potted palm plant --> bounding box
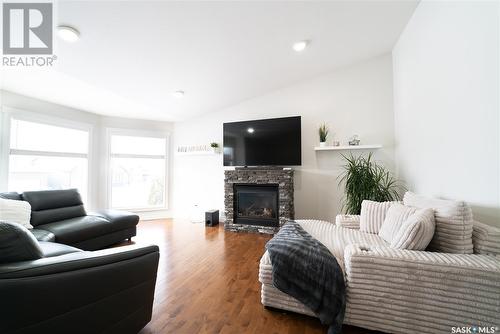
[339,153,405,214]
[318,123,329,147]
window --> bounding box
[109,133,167,210]
[8,119,90,199]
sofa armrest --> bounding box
[0,244,158,278]
[88,209,139,228]
[343,244,500,328]
[0,245,159,333]
[335,214,360,229]
[344,244,500,276]
[473,220,500,256]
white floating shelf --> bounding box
[175,151,219,156]
[314,144,383,151]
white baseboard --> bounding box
[136,209,173,221]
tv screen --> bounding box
[223,116,301,166]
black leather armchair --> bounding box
[0,243,159,334]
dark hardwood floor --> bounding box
[120,219,373,334]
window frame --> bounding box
[0,107,93,202]
[105,128,170,212]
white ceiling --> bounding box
[1,1,418,122]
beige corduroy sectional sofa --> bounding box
[259,192,500,333]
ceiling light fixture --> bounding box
[292,40,309,52]
[247,128,255,134]
[57,25,80,42]
[172,90,185,98]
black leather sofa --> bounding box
[0,189,138,250]
[0,189,159,334]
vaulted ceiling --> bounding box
[1,1,418,121]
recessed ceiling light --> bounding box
[292,40,309,52]
[247,127,255,134]
[172,90,185,98]
[57,25,80,42]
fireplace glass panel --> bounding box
[234,184,279,227]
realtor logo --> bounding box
[2,2,53,55]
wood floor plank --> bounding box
[121,219,374,334]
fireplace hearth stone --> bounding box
[224,167,294,234]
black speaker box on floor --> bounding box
[205,210,219,227]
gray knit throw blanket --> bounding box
[266,221,346,334]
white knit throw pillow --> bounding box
[379,203,417,243]
[403,191,473,254]
[360,200,396,234]
[391,208,435,250]
[0,198,33,229]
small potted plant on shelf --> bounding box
[318,123,329,147]
[210,142,219,153]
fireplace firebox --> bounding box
[233,184,279,227]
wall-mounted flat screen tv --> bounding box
[223,116,301,166]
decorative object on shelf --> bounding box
[348,135,360,146]
[318,123,329,147]
[332,141,340,147]
[338,152,405,214]
[176,144,220,155]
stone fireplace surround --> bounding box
[224,167,294,234]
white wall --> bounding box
[393,1,500,226]
[0,90,175,219]
[173,54,395,221]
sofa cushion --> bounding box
[0,221,43,263]
[360,200,396,234]
[335,215,360,229]
[22,189,86,226]
[38,241,82,258]
[89,210,139,232]
[0,197,33,229]
[37,216,113,245]
[378,203,417,243]
[403,192,474,254]
[390,208,435,250]
[288,219,388,270]
[30,229,56,242]
[71,227,136,251]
